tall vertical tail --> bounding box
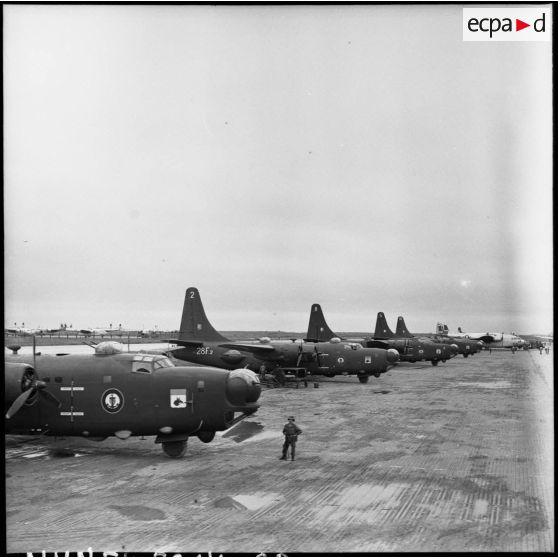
[306,304,338,342]
[374,312,395,339]
[436,323,449,336]
[395,316,414,338]
[178,287,230,342]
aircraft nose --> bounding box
[387,348,400,363]
[226,369,262,405]
[450,344,459,355]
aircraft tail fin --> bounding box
[374,312,395,339]
[436,323,449,336]
[306,304,338,342]
[395,316,414,338]
[178,287,230,342]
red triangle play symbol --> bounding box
[516,19,530,31]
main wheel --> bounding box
[463,354,469,358]
[162,440,187,458]
[197,431,215,443]
[358,375,369,384]
[431,360,439,366]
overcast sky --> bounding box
[4,4,553,334]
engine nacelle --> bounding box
[221,349,245,365]
[226,369,261,405]
[387,349,400,363]
[5,362,35,404]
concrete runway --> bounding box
[5,349,554,554]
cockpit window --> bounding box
[344,343,361,350]
[153,357,174,370]
[132,354,154,374]
[131,354,174,373]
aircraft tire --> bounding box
[162,439,187,458]
[358,375,369,384]
[197,431,216,443]
[463,354,469,358]
[431,360,439,366]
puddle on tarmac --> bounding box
[473,498,489,518]
[221,421,265,443]
[50,448,77,457]
[109,504,166,521]
[457,381,512,389]
[214,496,246,510]
[23,452,49,459]
[214,492,283,511]
[233,492,283,510]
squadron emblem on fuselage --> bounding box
[101,389,124,413]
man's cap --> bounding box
[288,416,295,420]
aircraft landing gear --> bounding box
[431,360,439,366]
[162,439,188,458]
[463,354,469,358]
[358,375,369,384]
[197,430,216,443]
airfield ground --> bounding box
[5,348,554,554]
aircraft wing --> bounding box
[365,339,391,349]
[477,334,497,344]
[164,339,204,347]
[219,342,277,354]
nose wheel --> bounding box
[162,439,187,458]
[358,375,369,384]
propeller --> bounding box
[313,345,322,367]
[5,368,61,419]
[296,343,303,367]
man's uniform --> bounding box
[280,416,302,461]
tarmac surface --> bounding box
[5,348,554,554]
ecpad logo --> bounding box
[463,8,551,41]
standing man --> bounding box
[280,416,302,461]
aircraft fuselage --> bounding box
[171,340,397,378]
[5,353,261,442]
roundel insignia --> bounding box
[101,388,124,413]
[337,357,344,364]
[436,348,442,355]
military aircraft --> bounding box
[393,316,481,359]
[393,319,480,358]
[306,305,457,366]
[165,288,399,383]
[5,341,261,457]
[5,323,61,336]
[435,323,525,350]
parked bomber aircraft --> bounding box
[306,306,457,366]
[5,341,261,457]
[436,324,525,349]
[399,319,482,358]
[165,288,399,383]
